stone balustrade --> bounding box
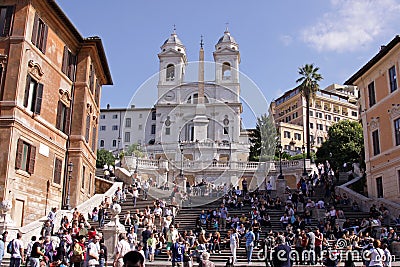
[337,176,400,221]
[13,182,123,245]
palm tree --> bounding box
[296,64,323,159]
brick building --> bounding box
[345,36,400,202]
[0,0,112,226]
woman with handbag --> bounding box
[70,235,85,267]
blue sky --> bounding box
[57,0,400,127]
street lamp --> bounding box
[65,162,73,210]
[302,144,307,176]
[179,141,184,178]
[277,143,284,179]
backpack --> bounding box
[7,240,14,254]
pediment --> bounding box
[158,49,184,57]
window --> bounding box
[24,75,43,114]
[294,133,301,140]
[112,114,118,119]
[351,111,357,117]
[89,173,92,195]
[394,117,400,146]
[138,124,142,130]
[15,139,36,174]
[389,66,397,93]
[317,137,323,144]
[81,165,85,189]
[222,62,231,80]
[326,125,330,131]
[100,126,106,131]
[112,140,117,147]
[53,158,62,184]
[309,123,314,129]
[152,111,156,120]
[398,170,400,194]
[309,111,313,117]
[166,64,175,81]
[368,82,376,107]
[31,13,48,53]
[94,82,100,106]
[310,135,315,144]
[292,112,298,119]
[125,118,131,128]
[223,127,229,135]
[334,117,340,122]
[165,127,170,135]
[317,124,323,130]
[99,140,104,147]
[85,115,90,143]
[0,6,15,37]
[56,101,70,134]
[124,132,130,143]
[112,125,118,131]
[316,112,323,118]
[372,130,380,156]
[151,124,156,134]
[376,177,383,198]
[61,46,77,81]
[325,114,331,120]
[284,131,291,138]
[100,114,105,119]
[91,127,97,151]
[89,64,95,94]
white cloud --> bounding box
[301,0,400,52]
[279,35,293,46]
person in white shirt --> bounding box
[132,187,139,207]
[113,233,131,267]
[369,239,384,267]
[87,235,101,267]
[153,206,163,226]
[10,233,24,267]
[230,229,240,264]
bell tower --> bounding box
[157,28,187,102]
[213,27,240,102]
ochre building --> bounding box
[345,35,400,202]
[0,0,112,226]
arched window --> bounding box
[99,140,104,147]
[166,64,175,81]
[222,62,231,80]
[187,93,209,104]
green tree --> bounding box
[296,63,323,159]
[125,143,144,158]
[96,149,115,168]
[249,113,277,161]
[316,120,364,171]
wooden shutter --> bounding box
[56,101,62,130]
[3,6,15,36]
[69,54,77,81]
[31,13,39,45]
[23,75,31,107]
[85,115,90,142]
[65,107,71,134]
[34,83,43,114]
[15,139,23,169]
[95,82,100,106]
[62,46,69,74]
[41,23,48,53]
[28,145,36,174]
[89,64,94,93]
[54,158,62,184]
[91,127,97,151]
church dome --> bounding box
[217,29,237,45]
[163,32,183,46]
[215,28,239,51]
[161,31,186,54]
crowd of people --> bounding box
[1,161,399,267]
